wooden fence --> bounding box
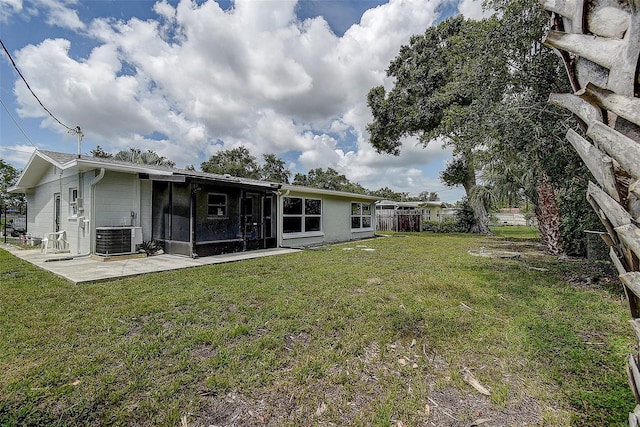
[376,210,423,232]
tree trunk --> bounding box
[534,172,561,254]
[468,195,490,234]
[462,154,490,234]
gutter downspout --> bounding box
[76,171,83,254]
[89,168,106,256]
[58,167,63,232]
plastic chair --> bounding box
[42,231,68,254]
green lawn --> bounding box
[490,225,539,239]
[0,230,634,426]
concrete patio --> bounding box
[2,244,300,284]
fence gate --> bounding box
[376,210,422,232]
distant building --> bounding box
[375,200,452,232]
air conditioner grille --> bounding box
[96,227,133,255]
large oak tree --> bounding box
[367,16,507,233]
[367,2,596,253]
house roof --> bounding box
[10,150,381,199]
[282,184,380,201]
[376,200,444,208]
[173,167,280,190]
[9,150,174,192]
[9,150,280,193]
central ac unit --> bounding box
[95,226,143,255]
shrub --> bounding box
[423,219,464,233]
[455,198,476,232]
[139,240,164,256]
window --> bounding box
[69,188,78,218]
[208,193,227,217]
[351,202,372,229]
[283,197,321,233]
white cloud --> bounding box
[9,0,463,199]
[0,0,22,22]
[457,0,495,20]
[152,0,175,22]
[2,0,85,28]
[0,145,36,167]
[42,0,84,30]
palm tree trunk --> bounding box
[462,154,490,234]
[535,172,561,254]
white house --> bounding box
[9,150,378,257]
[278,185,378,248]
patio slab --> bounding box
[2,245,300,284]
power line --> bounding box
[0,97,38,149]
[0,37,81,136]
[0,146,36,154]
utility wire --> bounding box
[0,37,81,136]
[0,146,36,154]
[0,97,38,148]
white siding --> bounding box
[26,166,93,254]
[280,190,376,247]
[93,171,140,228]
[26,173,58,239]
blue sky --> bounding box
[0,0,484,202]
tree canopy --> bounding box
[0,159,24,210]
[368,186,409,201]
[418,191,439,202]
[260,153,291,184]
[91,146,176,168]
[366,1,598,253]
[292,167,366,194]
[201,146,291,183]
[367,15,507,233]
[201,146,261,179]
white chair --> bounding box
[42,231,68,254]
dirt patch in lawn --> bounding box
[188,339,556,427]
[423,386,546,426]
[479,238,548,256]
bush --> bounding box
[139,240,164,256]
[558,186,603,257]
[455,198,476,232]
[423,219,464,233]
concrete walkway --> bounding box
[2,245,300,284]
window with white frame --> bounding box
[283,197,322,233]
[208,193,227,218]
[69,187,78,218]
[351,202,372,229]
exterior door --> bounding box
[243,192,264,249]
[53,193,61,232]
[243,193,262,240]
[263,196,273,238]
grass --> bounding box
[0,229,635,426]
[489,225,539,239]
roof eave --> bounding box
[73,159,174,175]
[7,185,25,193]
[282,185,380,201]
